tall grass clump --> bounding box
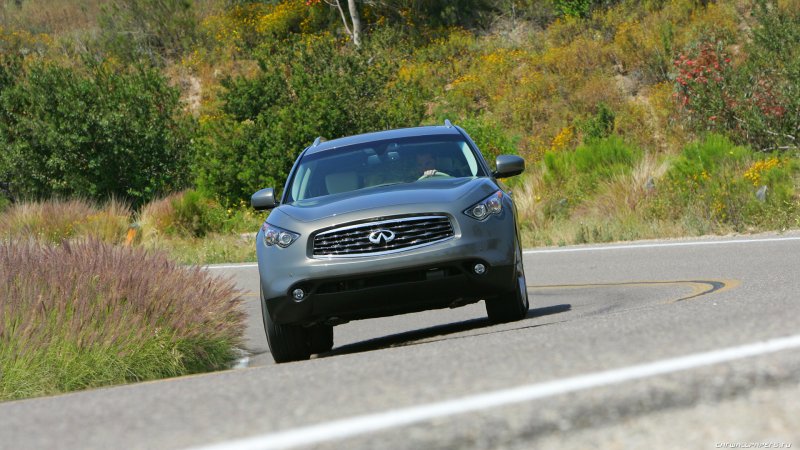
[0,198,130,244]
[0,239,245,401]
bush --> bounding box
[0,59,193,207]
[171,190,227,238]
[577,102,616,141]
[674,1,800,151]
[554,0,598,18]
[648,134,799,230]
[194,32,426,204]
[545,135,641,182]
[200,1,319,59]
[0,239,245,400]
[542,135,642,216]
[137,190,264,240]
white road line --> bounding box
[523,236,800,254]
[190,334,800,450]
[204,263,258,270]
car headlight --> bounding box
[464,190,503,221]
[262,222,300,248]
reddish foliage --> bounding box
[673,43,731,115]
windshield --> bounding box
[285,135,486,203]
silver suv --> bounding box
[252,121,528,362]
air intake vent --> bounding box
[312,215,454,258]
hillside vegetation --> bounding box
[1,0,799,250]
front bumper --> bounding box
[257,211,518,325]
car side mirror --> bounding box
[493,155,525,179]
[251,188,277,210]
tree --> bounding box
[0,60,192,206]
[309,0,362,47]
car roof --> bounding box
[304,125,463,156]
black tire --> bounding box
[261,286,311,363]
[308,323,334,354]
[485,243,529,323]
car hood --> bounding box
[277,177,498,223]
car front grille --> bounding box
[312,215,454,258]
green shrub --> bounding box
[542,135,642,215]
[0,239,245,400]
[356,0,501,30]
[171,190,227,238]
[648,134,799,230]
[573,135,639,173]
[546,135,640,181]
[138,190,264,240]
[665,134,749,184]
[194,32,426,204]
[553,0,621,18]
[0,59,192,207]
[577,102,616,141]
[554,0,595,18]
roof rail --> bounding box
[444,119,453,128]
[312,136,326,147]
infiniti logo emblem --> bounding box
[368,229,396,245]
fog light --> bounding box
[473,263,486,275]
[292,288,305,301]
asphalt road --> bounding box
[2,233,800,449]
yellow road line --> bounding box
[526,279,741,303]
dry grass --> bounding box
[514,170,548,230]
[516,150,729,247]
[136,192,183,242]
[575,152,670,219]
[0,198,130,244]
[0,0,103,34]
[0,196,260,264]
[0,239,245,400]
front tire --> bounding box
[308,323,334,354]
[261,287,311,363]
[485,243,529,323]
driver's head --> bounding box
[415,152,435,171]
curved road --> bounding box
[2,233,800,449]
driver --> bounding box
[415,151,439,179]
